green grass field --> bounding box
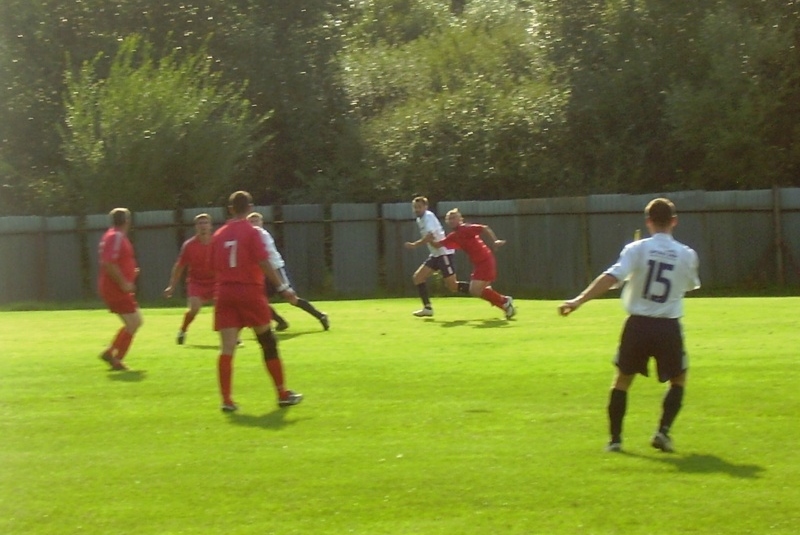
[2,297,799,534]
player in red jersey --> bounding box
[163,213,216,344]
[98,208,143,370]
[423,208,515,319]
[211,191,303,412]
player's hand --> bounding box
[163,286,174,298]
[122,281,136,293]
[558,300,579,316]
[494,239,506,249]
[404,242,415,249]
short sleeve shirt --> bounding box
[98,228,137,295]
[177,236,214,285]
[417,211,453,257]
[439,224,492,265]
[605,233,700,318]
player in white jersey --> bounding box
[558,198,700,453]
[248,212,329,331]
[404,196,469,317]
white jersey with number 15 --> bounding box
[605,233,700,319]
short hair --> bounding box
[445,208,461,218]
[645,198,676,227]
[246,212,263,222]
[109,208,130,227]
[228,191,253,215]
[194,213,211,223]
[412,196,429,206]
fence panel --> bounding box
[44,216,83,302]
[0,216,44,303]
[331,204,379,295]
[133,211,178,301]
[282,204,325,294]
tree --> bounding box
[59,35,271,213]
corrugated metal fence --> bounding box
[1,188,798,305]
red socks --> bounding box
[264,358,286,397]
[108,328,134,360]
[480,287,506,308]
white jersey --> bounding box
[605,233,700,318]
[417,210,454,256]
[255,226,285,270]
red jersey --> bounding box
[211,218,268,288]
[439,224,493,265]
[178,235,214,285]
[98,227,138,296]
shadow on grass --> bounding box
[625,451,765,479]
[440,318,509,328]
[225,408,310,430]
[275,330,325,342]
[107,369,147,382]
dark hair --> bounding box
[228,191,253,215]
[109,208,130,227]
[645,198,676,227]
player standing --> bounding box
[211,191,302,411]
[558,197,700,453]
[423,208,515,319]
[163,213,215,344]
[403,196,468,317]
[97,208,143,371]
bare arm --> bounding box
[260,259,297,302]
[481,225,506,249]
[558,273,618,316]
[163,262,185,298]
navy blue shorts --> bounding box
[615,315,687,382]
[423,254,456,278]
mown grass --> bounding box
[1,297,798,534]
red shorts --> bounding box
[102,292,139,315]
[188,281,215,302]
[214,285,272,330]
[471,256,496,282]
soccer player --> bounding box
[558,197,700,453]
[211,191,302,412]
[247,212,329,331]
[97,208,143,371]
[422,208,515,319]
[163,213,215,344]
[403,196,469,317]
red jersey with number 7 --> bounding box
[211,219,268,288]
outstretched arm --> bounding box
[481,225,506,249]
[558,273,618,316]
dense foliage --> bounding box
[0,0,798,215]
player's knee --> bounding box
[257,329,279,360]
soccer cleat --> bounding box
[412,308,433,317]
[319,314,330,331]
[503,296,516,319]
[275,319,289,332]
[605,442,622,453]
[220,401,239,413]
[278,390,303,408]
[651,432,674,453]
[100,351,127,371]
[176,330,186,345]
